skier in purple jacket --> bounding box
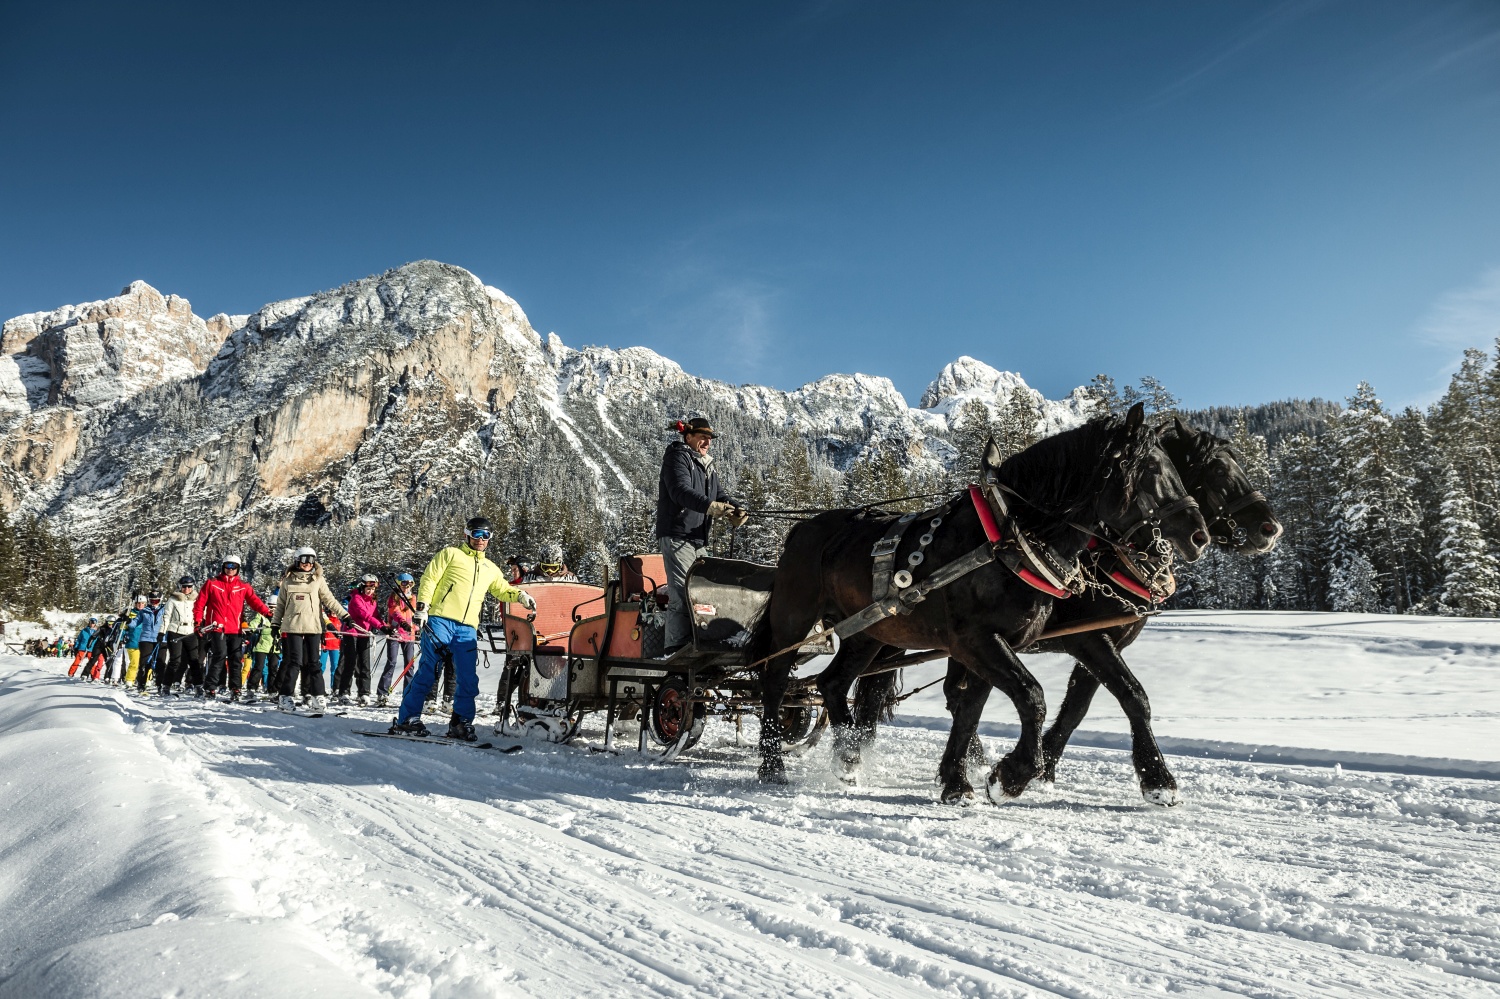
[335,574,388,705]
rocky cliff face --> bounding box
[0,261,1091,592]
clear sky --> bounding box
[3,0,1498,410]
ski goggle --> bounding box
[223,563,241,573]
[467,529,493,540]
[297,555,315,564]
[539,562,563,573]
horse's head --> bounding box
[1161,417,1283,555]
[988,402,1209,562]
[1095,403,1210,562]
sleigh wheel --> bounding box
[781,705,822,745]
[647,677,705,752]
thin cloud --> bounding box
[1417,265,1500,350]
[633,251,783,380]
[1140,0,1327,110]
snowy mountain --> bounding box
[0,261,1090,590]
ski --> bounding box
[355,730,523,753]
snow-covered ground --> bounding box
[2,611,1498,997]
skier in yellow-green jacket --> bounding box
[391,516,534,741]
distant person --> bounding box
[272,547,348,714]
[194,554,273,701]
[522,542,579,583]
[655,418,748,655]
[376,573,418,709]
[162,577,202,696]
[133,592,167,694]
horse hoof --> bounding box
[940,781,974,805]
[758,763,789,785]
[985,773,1020,805]
[1143,786,1179,807]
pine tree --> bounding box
[1326,382,1421,611]
[950,399,995,485]
[993,388,1042,462]
[1083,374,1122,415]
[1436,465,1500,617]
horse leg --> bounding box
[1067,631,1178,805]
[1041,664,1100,783]
[937,660,991,803]
[817,635,885,782]
[950,634,1047,802]
[759,656,793,783]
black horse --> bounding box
[746,403,1210,792]
[850,418,1282,805]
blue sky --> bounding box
[2,0,1498,410]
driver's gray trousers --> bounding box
[658,536,707,652]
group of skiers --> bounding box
[56,525,585,739]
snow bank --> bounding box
[0,668,375,996]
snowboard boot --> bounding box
[389,716,430,737]
[278,695,296,712]
[445,714,478,743]
[309,695,327,716]
[356,694,368,707]
[439,698,453,716]
[375,694,388,709]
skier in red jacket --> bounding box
[194,554,272,701]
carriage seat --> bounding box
[619,553,667,604]
[503,581,606,654]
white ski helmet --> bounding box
[222,554,243,567]
[294,546,317,561]
[360,573,379,584]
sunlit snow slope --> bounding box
[2,611,1498,998]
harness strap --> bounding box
[970,485,1078,598]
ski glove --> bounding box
[706,501,737,518]
[727,506,750,527]
[413,602,427,632]
[518,591,537,612]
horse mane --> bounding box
[1159,421,1235,479]
[996,413,1156,547]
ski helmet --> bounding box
[360,573,378,584]
[396,572,414,583]
[222,554,242,569]
[465,516,493,538]
[540,542,565,567]
[88,616,98,623]
[148,591,162,601]
[294,546,317,561]
[134,594,146,604]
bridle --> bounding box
[1176,440,1266,544]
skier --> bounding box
[335,573,386,705]
[133,592,167,694]
[521,542,580,583]
[162,577,201,696]
[271,547,349,714]
[390,516,534,740]
[244,600,277,703]
[375,572,418,708]
[68,617,98,676]
[655,417,748,655]
[194,555,272,701]
[121,595,147,684]
[320,615,341,690]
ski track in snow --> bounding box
[3,645,1500,997]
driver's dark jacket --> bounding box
[655,441,739,545]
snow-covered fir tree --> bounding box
[1436,465,1500,617]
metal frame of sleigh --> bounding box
[489,553,829,760]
